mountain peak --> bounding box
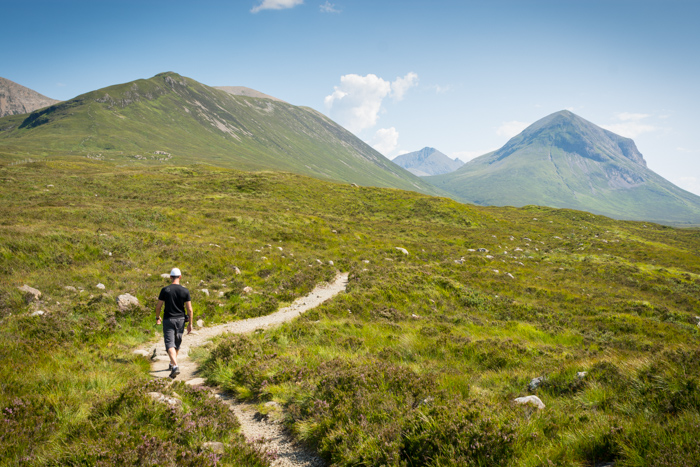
[0,77,61,117]
[393,147,464,176]
[500,110,647,167]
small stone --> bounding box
[96,283,106,290]
[196,319,204,328]
[454,259,463,264]
[485,255,494,259]
[161,273,171,279]
[506,273,514,279]
[528,376,545,391]
[186,378,206,386]
[328,260,334,266]
[411,313,420,319]
[467,249,476,252]
[233,266,241,275]
[477,248,489,253]
[116,293,139,312]
[396,247,409,255]
[362,260,370,264]
[31,310,45,316]
[64,286,77,292]
[202,441,225,454]
[277,246,283,251]
[218,291,224,297]
[514,395,545,410]
[19,285,41,303]
[199,289,209,297]
[243,286,253,294]
[576,371,587,379]
[261,256,268,260]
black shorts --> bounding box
[163,317,186,350]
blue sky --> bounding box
[3,0,700,194]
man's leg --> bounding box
[167,347,178,367]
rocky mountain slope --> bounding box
[426,110,700,225]
[0,77,60,117]
[392,147,464,176]
[0,72,443,196]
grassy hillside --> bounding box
[427,111,700,225]
[0,72,442,196]
[1,158,700,466]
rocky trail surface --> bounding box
[136,272,348,467]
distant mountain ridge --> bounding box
[0,77,60,117]
[393,147,464,176]
[426,110,700,225]
[0,72,445,196]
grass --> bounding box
[1,157,700,466]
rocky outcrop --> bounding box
[0,77,60,117]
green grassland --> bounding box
[1,157,700,466]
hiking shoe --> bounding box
[168,363,173,371]
[150,348,157,360]
[169,366,180,379]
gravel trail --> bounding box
[137,272,348,467]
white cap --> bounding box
[169,268,182,277]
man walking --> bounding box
[155,267,193,379]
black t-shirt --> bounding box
[158,284,191,320]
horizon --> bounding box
[2,0,699,196]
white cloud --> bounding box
[431,84,452,94]
[56,82,66,87]
[496,121,528,138]
[602,112,658,139]
[677,147,699,154]
[390,72,418,101]
[251,0,303,13]
[370,127,399,155]
[324,72,418,133]
[320,1,340,13]
[616,112,651,121]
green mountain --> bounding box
[0,72,442,195]
[392,146,464,176]
[427,110,700,225]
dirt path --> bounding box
[137,272,348,467]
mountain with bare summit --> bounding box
[0,77,60,117]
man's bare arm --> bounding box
[186,301,193,333]
[155,300,164,324]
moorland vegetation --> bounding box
[1,158,699,466]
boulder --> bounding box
[528,376,545,391]
[96,283,106,290]
[18,285,41,303]
[202,441,225,454]
[186,378,206,386]
[514,395,545,410]
[116,293,139,312]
